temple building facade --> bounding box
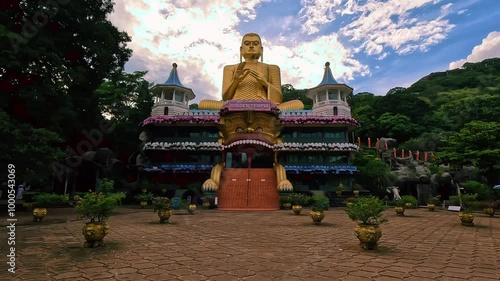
[140,60,360,210]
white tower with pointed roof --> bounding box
[150,63,195,116]
[306,62,353,117]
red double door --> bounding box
[217,168,279,210]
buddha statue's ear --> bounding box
[240,47,242,63]
[261,48,263,62]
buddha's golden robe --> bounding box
[223,62,281,103]
[199,62,304,111]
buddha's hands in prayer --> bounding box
[247,69,268,89]
[233,69,251,84]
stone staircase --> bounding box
[217,168,279,210]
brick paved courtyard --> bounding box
[1,205,499,281]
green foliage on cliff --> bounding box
[351,58,500,184]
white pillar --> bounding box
[161,89,165,103]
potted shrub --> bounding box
[187,201,197,214]
[134,192,154,208]
[401,195,417,209]
[289,193,309,215]
[75,182,126,247]
[153,197,172,223]
[395,199,405,215]
[427,196,440,211]
[32,193,69,222]
[310,195,330,224]
[458,193,477,227]
[202,197,211,209]
[484,201,496,217]
[280,194,292,210]
[336,183,345,196]
[345,196,388,250]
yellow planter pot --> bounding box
[459,212,474,227]
[283,202,291,209]
[484,208,495,217]
[354,224,382,250]
[82,222,109,248]
[395,206,405,215]
[158,210,172,223]
[292,205,302,215]
[33,208,47,222]
[188,204,197,214]
[405,202,413,209]
[427,204,435,211]
[202,202,211,209]
[140,201,148,208]
[310,211,325,224]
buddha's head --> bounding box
[240,33,263,62]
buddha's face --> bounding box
[241,35,262,60]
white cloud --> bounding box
[457,9,467,15]
[337,0,455,55]
[109,0,368,102]
[109,0,269,101]
[299,0,342,35]
[267,34,370,89]
[449,31,500,69]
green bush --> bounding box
[387,200,397,206]
[289,193,310,205]
[449,194,477,206]
[22,191,39,203]
[75,192,125,222]
[345,196,388,225]
[310,195,330,211]
[469,201,489,210]
[461,193,478,213]
[395,199,406,207]
[428,196,441,205]
[280,194,291,205]
[449,195,460,205]
[462,181,491,201]
[97,178,115,195]
[450,193,478,212]
[401,195,418,207]
[33,193,69,208]
[134,192,154,202]
[153,197,172,212]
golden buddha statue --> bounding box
[199,33,304,111]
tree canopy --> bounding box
[0,0,132,182]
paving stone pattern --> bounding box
[1,206,499,281]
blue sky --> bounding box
[109,0,500,102]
